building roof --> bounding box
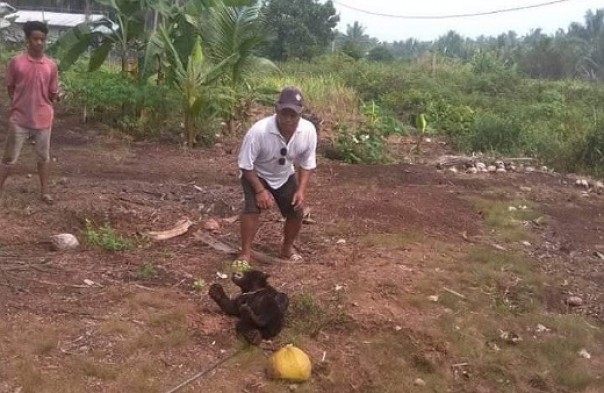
[0,2,17,15]
[4,10,106,27]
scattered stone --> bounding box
[595,181,604,194]
[288,384,298,391]
[508,206,517,212]
[535,324,550,333]
[522,241,531,247]
[395,325,402,331]
[414,378,426,386]
[203,218,221,232]
[487,165,497,173]
[448,167,459,173]
[83,279,95,286]
[594,251,604,260]
[428,295,439,302]
[540,166,548,172]
[519,186,532,192]
[566,296,583,307]
[466,167,478,174]
[486,341,501,351]
[50,233,80,251]
[578,349,591,359]
[496,167,507,173]
[499,330,522,344]
[476,162,487,172]
[216,272,228,279]
[26,173,32,179]
[336,239,346,245]
[58,177,69,185]
[525,166,535,172]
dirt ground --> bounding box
[1,99,603,393]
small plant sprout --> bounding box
[193,278,206,291]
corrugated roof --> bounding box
[5,10,105,27]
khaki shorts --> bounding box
[2,122,51,165]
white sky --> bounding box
[332,0,604,42]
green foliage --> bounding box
[260,0,339,61]
[61,68,179,134]
[367,46,394,62]
[84,219,134,252]
[192,278,207,290]
[575,123,604,174]
[460,113,525,154]
[137,263,158,280]
[331,102,401,164]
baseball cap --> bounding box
[275,86,304,114]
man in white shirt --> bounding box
[237,86,317,263]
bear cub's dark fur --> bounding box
[208,270,289,345]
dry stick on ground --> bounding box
[163,348,245,393]
[193,231,290,265]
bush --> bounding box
[575,123,604,175]
[61,69,180,137]
[458,113,525,154]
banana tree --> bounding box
[159,26,238,146]
[49,0,148,74]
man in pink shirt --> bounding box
[0,21,60,204]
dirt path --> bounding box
[0,113,603,393]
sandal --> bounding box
[282,253,304,263]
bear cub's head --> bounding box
[231,270,270,293]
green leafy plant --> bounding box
[84,219,134,251]
[137,263,157,280]
[193,278,207,291]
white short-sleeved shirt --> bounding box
[238,115,317,189]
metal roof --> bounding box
[4,10,105,27]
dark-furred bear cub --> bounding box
[208,270,289,345]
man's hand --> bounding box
[255,189,275,210]
[291,190,305,211]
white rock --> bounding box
[595,181,604,194]
[336,238,346,244]
[578,349,591,359]
[428,295,439,302]
[448,167,459,173]
[50,234,79,251]
[496,167,507,173]
[566,296,583,307]
[476,162,487,171]
[508,206,517,212]
[414,378,426,386]
[525,166,535,172]
[535,324,550,333]
[540,166,548,172]
[487,165,497,173]
[522,241,531,247]
[466,167,478,174]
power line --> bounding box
[331,0,574,19]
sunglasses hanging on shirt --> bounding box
[278,147,287,165]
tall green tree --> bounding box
[260,0,339,61]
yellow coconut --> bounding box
[267,344,312,382]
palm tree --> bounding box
[201,3,277,132]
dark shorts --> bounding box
[241,174,303,219]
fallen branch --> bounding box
[164,348,244,393]
[193,231,290,265]
[443,287,466,299]
[146,219,193,241]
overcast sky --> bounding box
[332,0,604,42]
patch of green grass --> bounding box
[413,244,604,392]
[84,219,134,251]
[467,197,542,242]
[286,293,352,338]
[136,263,157,280]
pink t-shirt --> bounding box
[5,53,59,130]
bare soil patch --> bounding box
[1,107,603,392]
